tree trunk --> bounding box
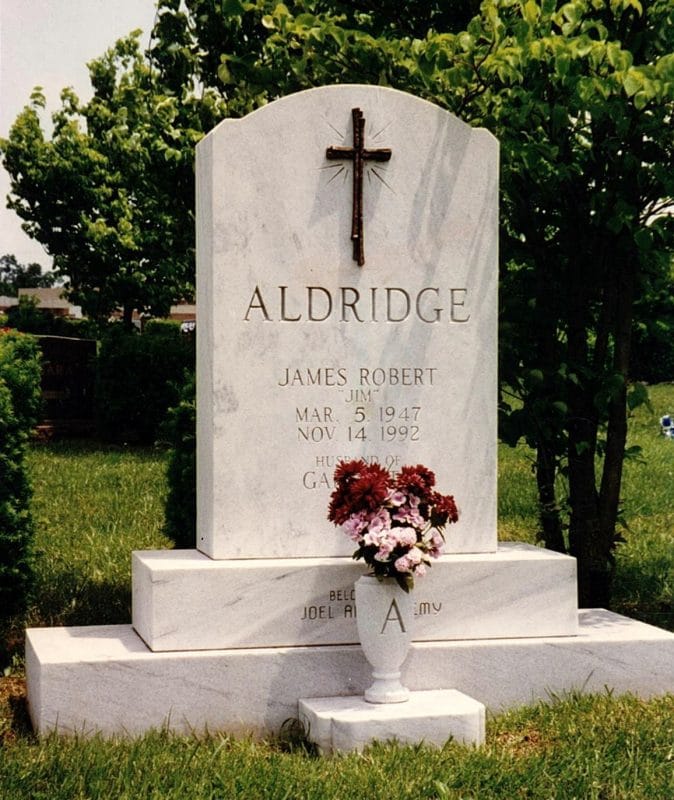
[567,399,603,607]
[536,441,565,552]
[565,270,603,607]
[597,253,636,606]
[122,304,134,330]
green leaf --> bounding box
[623,72,642,97]
[523,0,540,26]
[633,90,648,110]
[222,0,246,15]
[217,61,232,85]
[627,382,651,412]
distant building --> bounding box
[17,287,82,318]
[169,304,196,322]
[0,296,18,313]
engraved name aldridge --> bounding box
[243,285,470,323]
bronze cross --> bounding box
[326,107,392,267]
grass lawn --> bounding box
[0,385,673,796]
[24,441,172,630]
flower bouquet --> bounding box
[328,459,459,592]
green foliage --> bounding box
[0,32,216,323]
[630,260,674,383]
[4,295,100,339]
[95,324,195,444]
[488,0,674,604]
[0,331,41,652]
[0,253,54,295]
[162,374,196,548]
[498,383,674,627]
[5,295,51,334]
[147,0,674,605]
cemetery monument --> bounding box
[26,85,674,747]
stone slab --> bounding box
[196,84,499,559]
[299,690,485,753]
[27,610,674,737]
[132,542,578,651]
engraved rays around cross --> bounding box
[325,107,392,267]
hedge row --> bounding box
[0,330,41,652]
[95,321,195,444]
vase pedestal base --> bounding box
[364,672,409,704]
[299,690,485,753]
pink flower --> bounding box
[393,502,425,528]
[414,563,427,578]
[386,489,407,507]
[394,554,414,573]
[363,530,382,547]
[393,527,417,548]
[374,539,395,561]
[330,459,458,589]
[343,511,369,541]
[427,531,445,557]
[367,509,391,535]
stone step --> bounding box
[26,609,674,737]
[299,690,486,753]
[132,542,578,651]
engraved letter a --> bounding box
[380,598,406,634]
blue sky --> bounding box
[1,0,157,268]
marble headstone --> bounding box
[196,85,498,559]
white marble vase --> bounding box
[355,575,414,703]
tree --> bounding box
[1,32,222,326]
[4,0,672,605]
[152,0,674,607]
[0,253,55,296]
[481,0,674,605]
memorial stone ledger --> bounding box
[26,85,674,738]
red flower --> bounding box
[334,459,367,484]
[347,467,390,512]
[328,460,391,522]
[430,492,459,526]
[395,464,436,501]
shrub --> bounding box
[95,323,195,444]
[631,272,674,384]
[163,374,196,548]
[631,320,674,384]
[0,331,41,654]
[6,295,101,339]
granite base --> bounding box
[132,543,578,651]
[26,610,674,737]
